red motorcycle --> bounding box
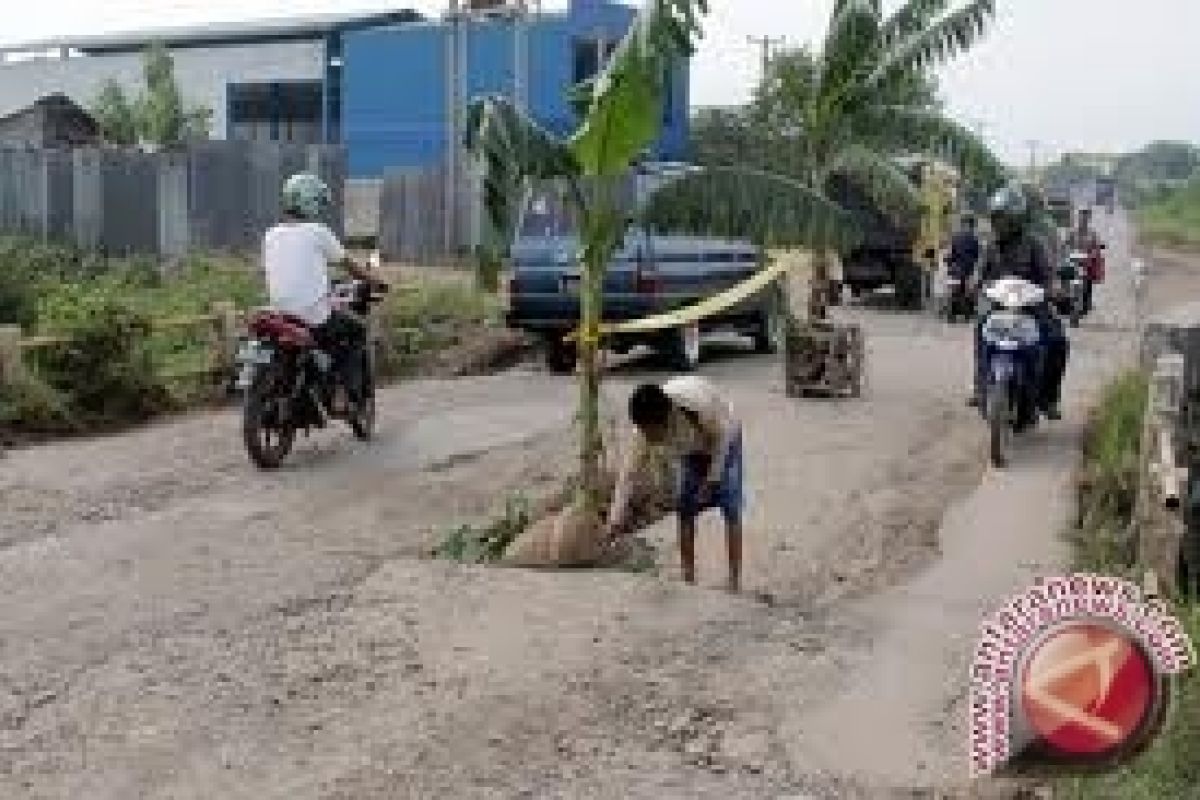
[236,280,387,469]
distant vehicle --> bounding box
[505,163,785,374]
[833,157,958,310]
[1045,191,1073,232]
[1095,176,1117,212]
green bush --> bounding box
[374,278,503,377]
[31,279,173,427]
[0,236,107,327]
[0,370,74,434]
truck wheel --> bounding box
[545,338,578,374]
[894,260,924,311]
[664,324,702,372]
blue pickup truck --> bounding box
[505,164,786,373]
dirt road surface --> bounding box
[0,211,1161,798]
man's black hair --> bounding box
[629,383,672,428]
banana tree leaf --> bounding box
[638,166,861,251]
[464,95,580,247]
[569,0,708,176]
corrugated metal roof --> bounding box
[0,9,423,55]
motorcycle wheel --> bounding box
[350,351,377,441]
[243,368,296,470]
[987,382,1012,469]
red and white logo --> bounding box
[969,574,1194,776]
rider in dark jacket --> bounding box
[948,215,981,279]
[972,185,1069,420]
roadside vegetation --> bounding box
[1135,177,1200,252]
[1060,372,1200,799]
[0,235,513,441]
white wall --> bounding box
[0,40,325,138]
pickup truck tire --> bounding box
[545,338,578,374]
[663,324,702,372]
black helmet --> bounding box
[989,185,1028,241]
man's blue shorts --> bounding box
[677,430,744,524]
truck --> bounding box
[832,157,959,310]
[505,163,785,374]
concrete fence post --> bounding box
[0,325,24,390]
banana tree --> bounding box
[466,0,709,520]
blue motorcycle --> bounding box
[979,277,1047,468]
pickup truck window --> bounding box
[519,187,579,238]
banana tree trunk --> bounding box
[578,241,605,521]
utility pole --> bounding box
[747,34,785,83]
[1024,139,1041,183]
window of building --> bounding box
[228,81,323,144]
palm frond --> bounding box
[881,0,952,48]
[464,95,579,246]
[569,0,708,176]
[818,0,883,107]
[871,105,1009,188]
[866,0,995,90]
[638,166,860,250]
[825,145,921,223]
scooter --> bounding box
[980,277,1047,468]
[1055,251,1091,327]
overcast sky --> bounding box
[2,0,1197,164]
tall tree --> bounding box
[133,44,211,146]
[92,81,138,146]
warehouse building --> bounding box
[0,0,690,178]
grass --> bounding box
[1071,372,1148,573]
[1137,178,1200,251]
[1057,372,1200,799]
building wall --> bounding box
[341,1,689,178]
[0,40,325,140]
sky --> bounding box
[2,0,1198,165]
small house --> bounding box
[0,94,100,148]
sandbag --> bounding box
[501,455,677,569]
[501,502,608,568]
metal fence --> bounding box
[378,163,480,264]
[0,142,346,257]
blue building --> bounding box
[0,1,689,179]
[341,0,689,177]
